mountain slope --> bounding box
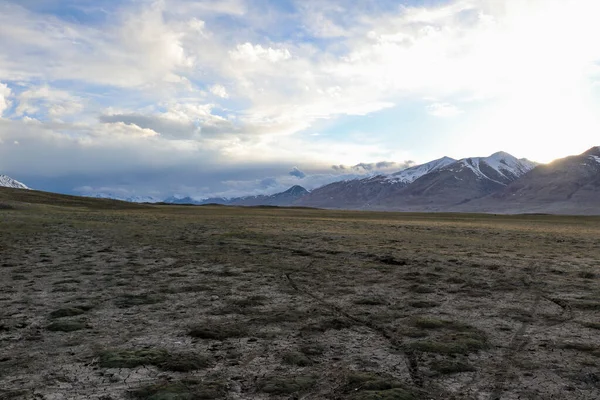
[456,147,600,214]
[0,174,30,190]
[298,157,456,208]
[165,185,309,207]
[298,153,535,210]
[388,156,456,183]
[229,185,309,206]
[374,152,537,210]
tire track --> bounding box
[284,269,425,389]
[488,264,543,400]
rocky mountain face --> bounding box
[0,175,29,190]
[454,147,600,214]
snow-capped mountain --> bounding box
[387,156,456,184]
[0,174,30,189]
[298,151,537,210]
[448,152,537,185]
[455,146,600,214]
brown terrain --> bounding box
[1,187,599,399]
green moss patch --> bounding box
[259,375,317,395]
[98,349,212,371]
[130,379,226,400]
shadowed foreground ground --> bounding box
[1,188,599,399]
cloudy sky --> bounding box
[1,0,599,199]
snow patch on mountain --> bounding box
[588,155,600,164]
[387,156,456,184]
[452,152,536,185]
[0,175,30,189]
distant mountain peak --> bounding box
[0,174,30,190]
[285,185,308,194]
[389,156,457,184]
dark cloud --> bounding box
[289,167,306,178]
[260,177,278,188]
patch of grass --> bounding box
[98,349,212,371]
[282,351,313,367]
[299,343,326,356]
[430,359,476,374]
[408,284,435,294]
[345,372,420,400]
[411,317,473,331]
[259,375,317,395]
[188,321,248,340]
[578,271,596,279]
[351,388,419,400]
[579,321,600,330]
[408,300,439,309]
[571,301,600,310]
[114,293,165,308]
[51,286,78,293]
[408,336,487,355]
[560,342,600,356]
[49,307,86,319]
[162,284,212,294]
[229,295,267,308]
[47,320,87,332]
[130,378,227,400]
[54,279,81,284]
[354,296,387,306]
[301,317,355,333]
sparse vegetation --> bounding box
[46,320,87,332]
[98,349,212,371]
[282,351,313,366]
[130,379,227,400]
[259,375,317,394]
[114,293,165,308]
[188,321,248,340]
[49,307,86,319]
[2,188,600,399]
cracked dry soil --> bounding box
[1,200,600,399]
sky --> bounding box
[1,0,599,200]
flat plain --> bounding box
[1,188,599,400]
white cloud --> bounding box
[426,102,463,117]
[1,0,600,195]
[210,84,229,98]
[229,43,292,63]
[0,83,11,117]
[15,85,84,119]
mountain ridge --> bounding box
[0,174,30,190]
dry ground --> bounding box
[1,188,599,399]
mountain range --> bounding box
[164,185,309,207]
[2,147,599,214]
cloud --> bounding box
[210,84,229,98]
[1,0,600,196]
[331,160,414,173]
[0,83,12,117]
[289,167,306,178]
[426,102,462,117]
[229,43,292,63]
[15,85,84,119]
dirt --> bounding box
[0,199,599,399]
